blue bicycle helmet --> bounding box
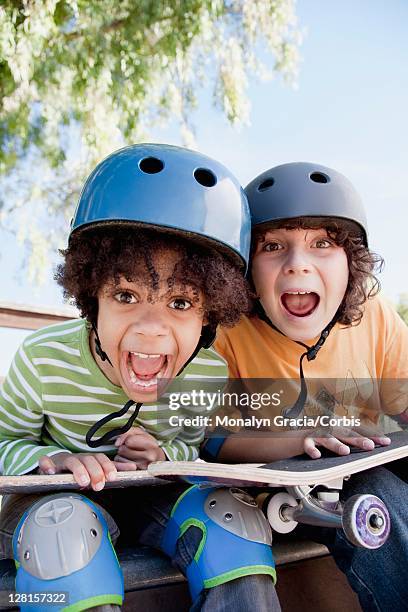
[71,143,251,269]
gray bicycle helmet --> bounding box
[245,162,369,420]
[245,162,368,245]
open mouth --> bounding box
[122,351,170,393]
[281,291,320,317]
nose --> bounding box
[129,307,169,338]
[282,247,313,275]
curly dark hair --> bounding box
[55,225,252,329]
[251,217,384,326]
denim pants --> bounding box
[0,484,280,612]
[295,463,408,612]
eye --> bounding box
[169,298,192,311]
[313,238,332,248]
[113,291,137,304]
[263,242,283,252]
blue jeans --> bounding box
[296,464,408,611]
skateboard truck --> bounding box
[265,483,391,549]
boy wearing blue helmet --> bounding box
[212,162,408,611]
[0,145,279,611]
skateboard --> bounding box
[1,432,406,549]
[148,430,408,549]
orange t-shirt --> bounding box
[214,295,408,424]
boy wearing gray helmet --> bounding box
[210,162,408,611]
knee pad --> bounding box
[13,493,124,611]
[162,486,276,600]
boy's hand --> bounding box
[114,427,166,470]
[38,451,118,491]
[303,425,391,459]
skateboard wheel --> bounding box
[342,494,390,549]
[266,492,298,534]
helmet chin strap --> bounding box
[86,323,216,448]
[91,322,113,367]
[87,322,142,448]
[256,302,339,419]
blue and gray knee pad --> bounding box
[13,493,124,611]
[162,486,276,600]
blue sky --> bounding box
[1,0,407,374]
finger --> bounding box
[353,423,391,444]
[316,436,351,456]
[334,433,375,451]
[344,437,375,451]
[114,456,138,471]
[63,455,91,488]
[369,436,391,446]
[119,434,157,452]
[116,447,159,464]
[93,453,117,482]
[114,446,135,460]
[38,455,56,475]
[133,459,151,471]
[115,427,146,447]
[303,437,322,459]
[80,455,111,491]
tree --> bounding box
[0,0,301,283]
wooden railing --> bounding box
[0,302,78,383]
[0,301,78,331]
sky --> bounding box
[1,0,407,374]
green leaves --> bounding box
[0,0,301,283]
[397,295,408,326]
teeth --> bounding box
[286,291,311,295]
[126,354,168,388]
[130,352,161,359]
[136,378,157,388]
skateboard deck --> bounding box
[148,430,408,488]
[1,432,406,493]
[0,470,168,494]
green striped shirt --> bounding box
[0,319,227,475]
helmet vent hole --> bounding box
[310,172,329,184]
[258,178,274,192]
[139,157,164,174]
[194,168,217,187]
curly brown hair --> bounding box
[251,217,384,326]
[55,226,252,329]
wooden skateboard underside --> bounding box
[0,471,167,494]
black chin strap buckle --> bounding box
[176,324,217,376]
[92,323,113,367]
[306,329,330,361]
[283,325,334,421]
[256,300,339,422]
